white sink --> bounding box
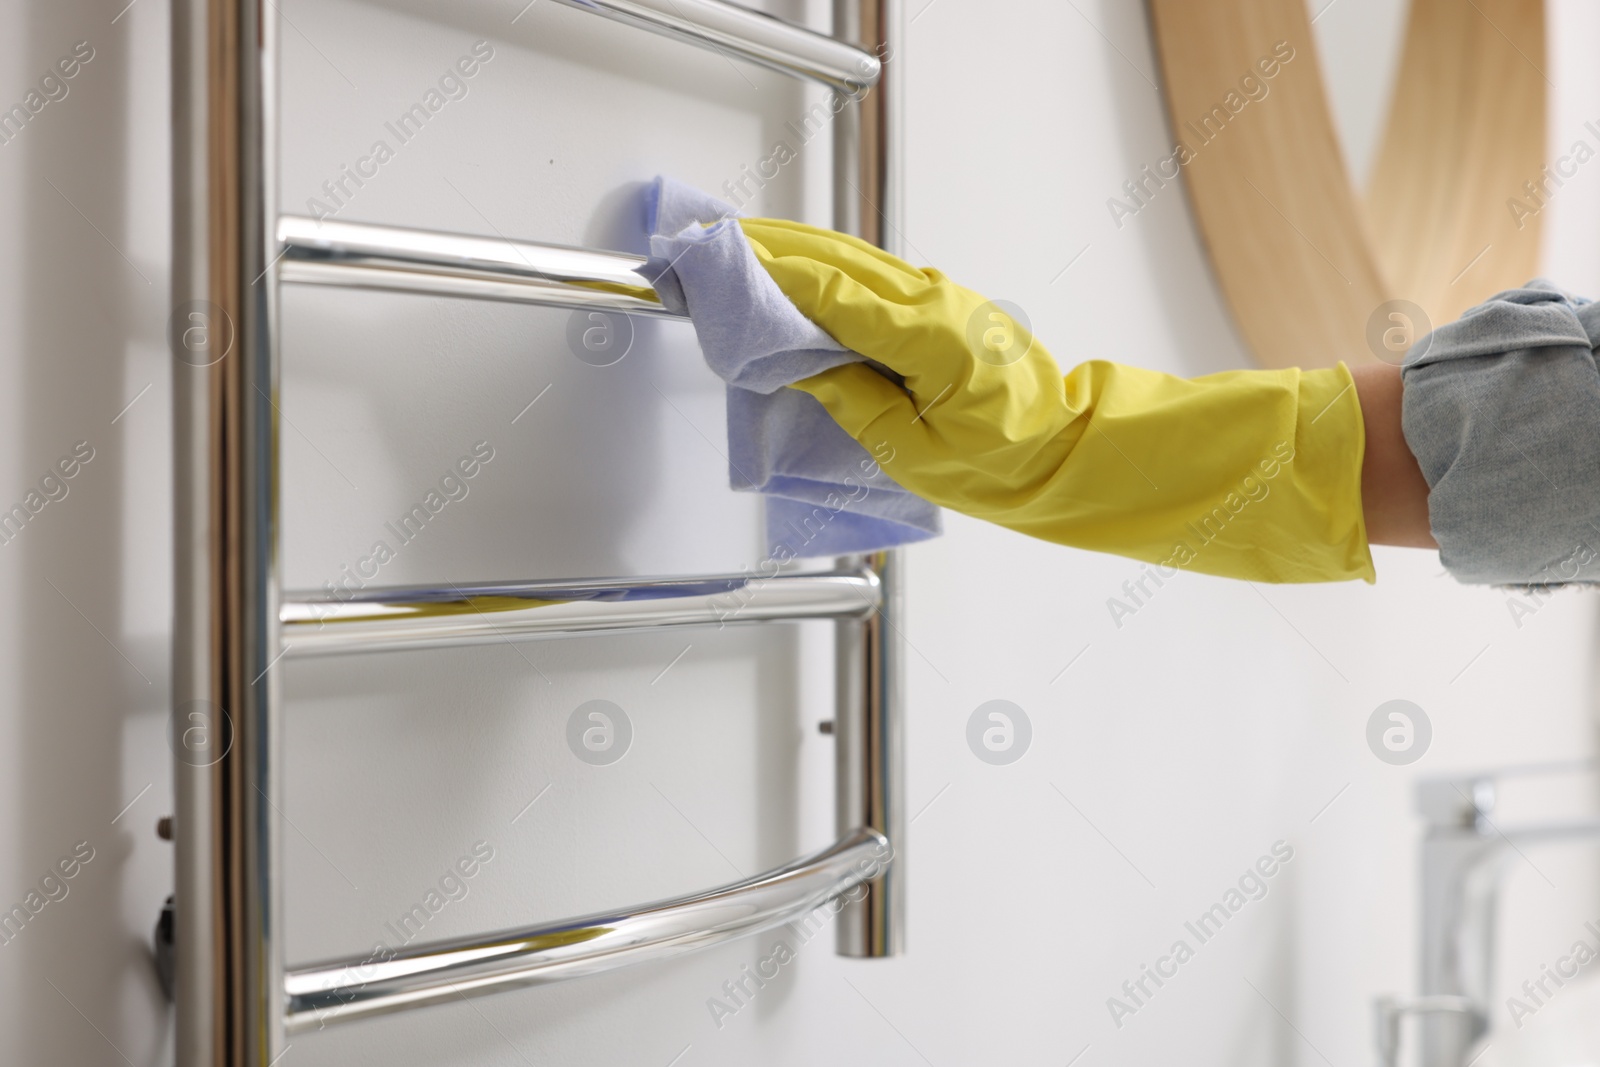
[1471,974,1600,1067]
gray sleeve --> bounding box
[1400,279,1600,586]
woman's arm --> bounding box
[1351,361,1436,549]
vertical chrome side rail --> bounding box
[832,0,896,250]
[173,1,283,1064]
[833,552,904,957]
[833,0,904,958]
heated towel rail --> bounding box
[169,0,904,1062]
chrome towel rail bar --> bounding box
[283,828,890,1032]
[548,0,880,92]
[278,215,673,314]
[280,566,881,656]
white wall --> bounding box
[2,1,1599,1065]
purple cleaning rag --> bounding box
[635,176,941,558]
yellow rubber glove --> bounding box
[738,217,1375,584]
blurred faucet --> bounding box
[1375,764,1600,1067]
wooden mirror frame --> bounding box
[1146,0,1545,368]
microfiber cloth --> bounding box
[634,176,942,557]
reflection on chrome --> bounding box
[546,0,881,94]
[284,828,891,1032]
[281,566,882,656]
[278,215,672,314]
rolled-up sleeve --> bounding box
[1402,279,1600,585]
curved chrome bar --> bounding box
[284,827,891,1032]
[281,567,881,656]
[551,0,880,93]
[278,215,674,314]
